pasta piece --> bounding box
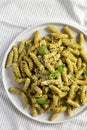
[31,85,42,97]
[51,95,59,110]
[13,45,19,62]
[39,40,47,47]
[76,67,85,78]
[6,50,13,68]
[41,80,59,85]
[72,63,78,73]
[61,69,68,85]
[50,106,67,121]
[67,105,73,116]
[50,112,59,121]
[80,86,87,104]
[20,60,32,78]
[65,58,73,73]
[64,26,74,38]
[68,85,79,100]
[60,92,68,98]
[18,49,26,62]
[68,47,80,56]
[21,92,30,108]
[31,107,38,117]
[49,39,62,49]
[34,104,44,114]
[56,106,67,113]
[34,30,40,44]
[62,39,81,49]
[59,85,70,92]
[29,52,45,71]
[19,60,27,78]
[23,55,33,71]
[51,33,68,39]
[80,50,87,63]
[75,80,87,85]
[54,60,63,69]
[45,62,55,72]
[47,25,61,34]
[18,41,25,54]
[13,63,21,78]
[25,37,33,46]
[62,51,77,63]
[31,75,38,81]
[78,33,84,46]
[53,54,60,62]
[43,100,50,110]
[16,78,26,84]
[67,100,79,108]
[28,43,39,53]
[49,85,62,96]
[23,78,30,92]
[9,87,22,94]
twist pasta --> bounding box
[21,92,30,108]
[77,58,82,69]
[34,30,40,44]
[32,107,38,117]
[49,39,62,49]
[29,52,45,71]
[47,25,61,34]
[78,33,84,46]
[23,78,30,92]
[20,60,32,78]
[65,58,73,73]
[13,45,19,62]
[13,63,21,78]
[41,80,59,85]
[23,55,33,71]
[80,50,87,63]
[16,78,26,84]
[51,33,68,39]
[6,49,13,68]
[9,87,22,94]
[64,26,74,38]
[45,62,55,72]
[80,86,87,104]
[18,49,26,62]
[19,41,25,54]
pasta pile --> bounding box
[6,25,87,121]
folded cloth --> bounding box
[0,0,87,130]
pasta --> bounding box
[47,25,61,34]
[6,49,13,68]
[13,63,21,78]
[21,92,30,108]
[23,78,30,92]
[18,41,25,54]
[78,33,84,46]
[6,24,87,121]
[13,45,19,62]
[34,30,40,44]
[64,25,74,38]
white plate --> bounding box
[2,23,87,123]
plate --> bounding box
[2,23,87,123]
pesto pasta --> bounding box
[6,25,87,121]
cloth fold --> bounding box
[0,0,87,130]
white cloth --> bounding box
[0,0,87,130]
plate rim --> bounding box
[2,22,87,124]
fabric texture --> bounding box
[0,0,87,130]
